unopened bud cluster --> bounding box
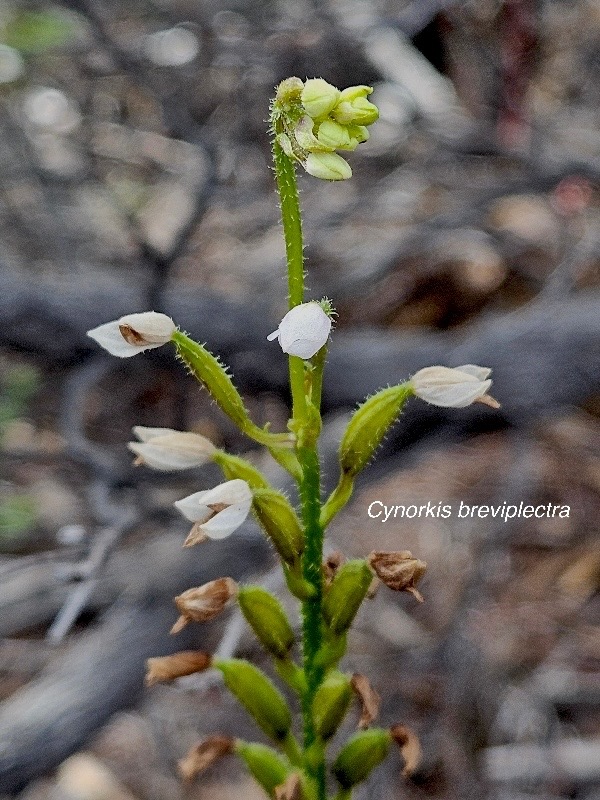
[273,77,379,180]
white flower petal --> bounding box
[200,479,252,508]
[417,379,492,408]
[284,336,327,359]
[132,426,178,442]
[456,364,492,381]
[119,311,176,343]
[87,321,144,357]
[174,491,213,522]
[201,502,251,539]
[270,303,332,360]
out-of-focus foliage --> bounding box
[1,8,75,54]
[0,365,39,434]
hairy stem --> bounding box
[299,445,326,799]
[272,139,306,422]
[272,126,327,800]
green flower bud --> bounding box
[347,124,370,143]
[235,741,290,794]
[238,585,295,658]
[333,86,379,126]
[316,119,352,150]
[304,152,352,181]
[252,488,304,565]
[323,559,373,634]
[340,384,412,477]
[313,671,353,740]
[332,729,392,789]
[301,78,340,119]
[276,77,304,106]
[215,659,292,742]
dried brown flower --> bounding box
[367,551,427,602]
[390,724,421,777]
[183,523,209,547]
[145,651,212,686]
[171,577,238,634]
[323,551,344,585]
[178,736,234,781]
[351,673,381,728]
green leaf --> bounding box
[4,11,75,54]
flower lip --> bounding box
[267,302,332,359]
[411,365,500,409]
[174,479,253,541]
[87,311,176,357]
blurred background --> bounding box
[0,0,599,798]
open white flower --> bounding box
[87,311,176,357]
[128,426,217,471]
[174,479,252,544]
[267,302,332,359]
[411,365,500,408]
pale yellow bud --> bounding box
[301,78,340,119]
[304,151,352,181]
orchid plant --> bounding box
[87,77,499,800]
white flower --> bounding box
[267,302,332,359]
[411,365,500,408]
[128,426,217,471]
[87,312,176,357]
[174,479,252,544]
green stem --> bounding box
[310,345,327,411]
[273,139,304,308]
[272,139,307,423]
[299,445,326,800]
[272,121,327,800]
